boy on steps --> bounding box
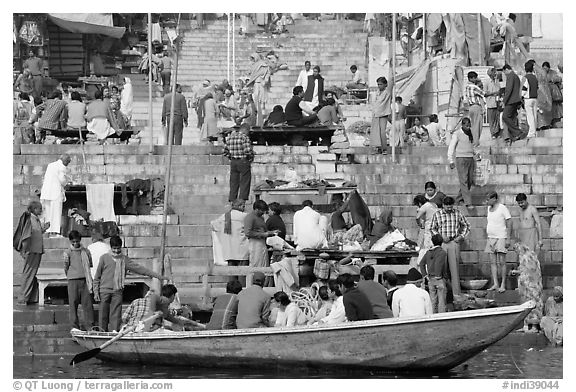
[63,230,95,330]
[419,233,449,313]
[93,235,168,332]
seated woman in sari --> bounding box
[540,286,563,346]
[369,210,405,251]
[273,291,307,327]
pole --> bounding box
[423,13,427,60]
[227,13,230,82]
[391,13,397,162]
[477,13,482,65]
[232,13,236,91]
[148,13,154,152]
[158,17,180,268]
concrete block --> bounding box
[532,184,563,194]
[117,214,178,225]
[126,247,157,259]
[13,144,21,155]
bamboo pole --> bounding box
[391,13,397,162]
[148,13,154,153]
[477,13,482,65]
[158,16,180,268]
[423,13,427,60]
[232,13,236,90]
[227,13,230,82]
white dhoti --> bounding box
[41,197,63,234]
[87,118,116,140]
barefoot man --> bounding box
[515,193,543,252]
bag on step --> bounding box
[474,158,491,187]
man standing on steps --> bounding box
[521,61,539,139]
[502,64,524,144]
[429,196,470,297]
[295,60,313,91]
[161,84,188,145]
[224,123,254,202]
[23,49,44,99]
[159,51,173,96]
[464,71,485,160]
[40,154,72,237]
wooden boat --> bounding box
[71,301,534,371]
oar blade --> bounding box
[70,347,101,366]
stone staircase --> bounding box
[134,18,367,145]
[13,128,563,305]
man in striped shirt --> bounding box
[429,196,471,296]
[224,123,254,202]
[465,71,485,159]
[206,280,243,330]
[29,90,68,144]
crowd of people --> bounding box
[13,76,134,145]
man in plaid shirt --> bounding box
[465,71,485,159]
[224,123,254,202]
[122,293,152,329]
[430,196,471,296]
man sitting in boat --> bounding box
[382,270,399,309]
[391,268,433,318]
[338,273,373,321]
[206,280,243,330]
[357,265,394,319]
[236,272,272,328]
[122,285,203,332]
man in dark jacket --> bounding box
[502,64,524,143]
[357,266,394,318]
[285,86,318,126]
[338,273,373,321]
[161,84,188,145]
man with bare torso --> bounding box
[515,193,543,252]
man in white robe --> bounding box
[292,200,328,251]
[40,154,71,236]
[295,60,312,91]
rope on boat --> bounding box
[290,282,321,319]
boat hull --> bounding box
[71,302,534,371]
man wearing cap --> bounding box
[236,271,272,328]
[391,268,433,318]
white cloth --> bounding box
[296,69,313,90]
[87,241,111,279]
[293,206,328,250]
[271,257,299,293]
[275,303,307,327]
[321,296,346,324]
[210,210,249,265]
[120,77,134,119]
[40,160,68,201]
[86,184,116,222]
[41,198,63,234]
[151,22,162,42]
[486,203,511,239]
[370,229,406,251]
[392,284,433,318]
[87,118,116,140]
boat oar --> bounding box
[70,312,162,366]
